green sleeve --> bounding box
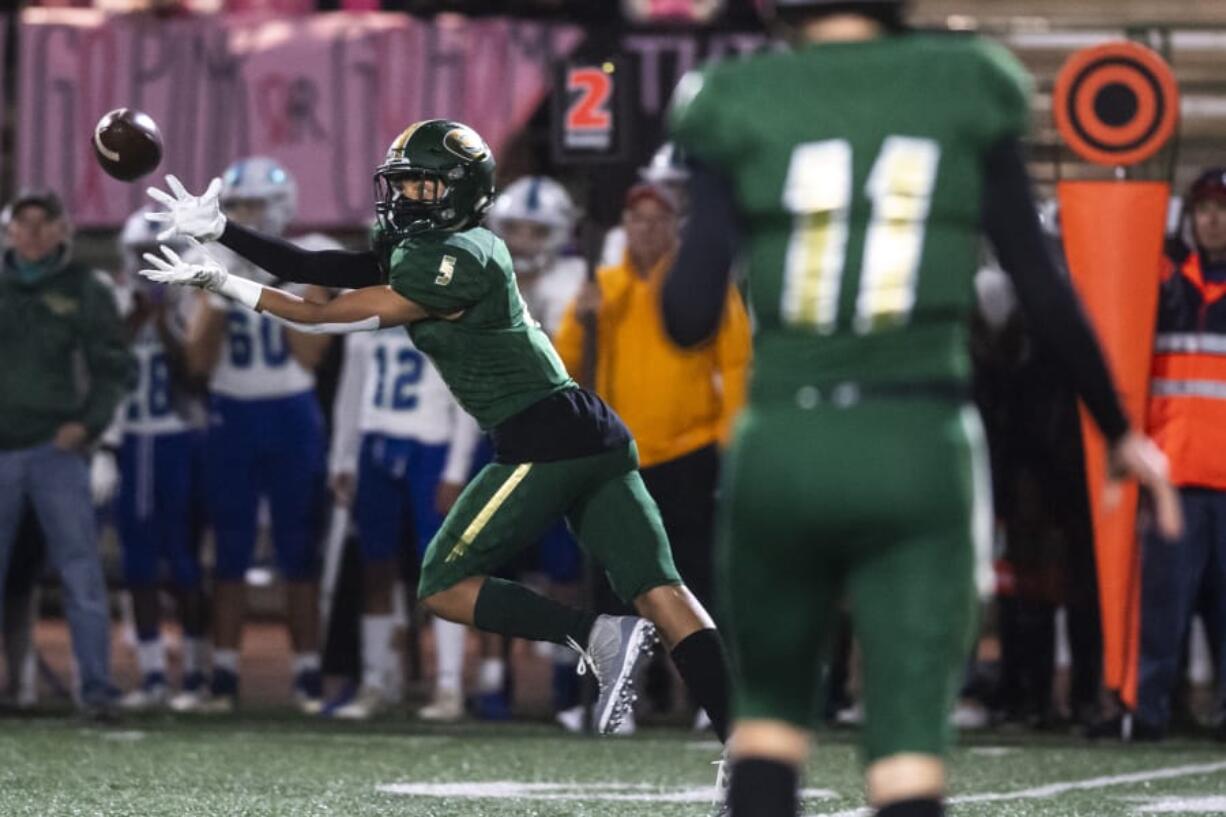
[974,37,1033,144]
[389,240,490,314]
[78,278,136,439]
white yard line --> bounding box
[377,781,835,804]
[1132,795,1226,813]
[809,760,1226,817]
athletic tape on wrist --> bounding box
[218,274,264,311]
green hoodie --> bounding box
[0,250,136,450]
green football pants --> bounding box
[418,442,682,603]
[718,398,991,763]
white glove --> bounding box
[90,449,119,507]
[140,239,228,291]
[140,239,264,310]
[145,174,227,242]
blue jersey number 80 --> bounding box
[373,346,424,411]
[227,310,290,369]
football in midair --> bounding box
[92,108,163,182]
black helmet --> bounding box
[374,119,496,240]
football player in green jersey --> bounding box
[663,1,1182,816]
[141,119,731,743]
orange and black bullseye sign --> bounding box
[1053,41,1179,167]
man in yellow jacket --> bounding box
[555,182,750,613]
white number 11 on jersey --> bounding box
[780,136,941,334]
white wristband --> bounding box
[217,275,264,311]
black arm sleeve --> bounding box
[218,221,385,288]
[662,161,742,347]
[983,137,1130,443]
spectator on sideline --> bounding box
[1138,168,1226,741]
[600,143,690,270]
[0,190,135,719]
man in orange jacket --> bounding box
[556,183,750,614]
[1140,167,1226,741]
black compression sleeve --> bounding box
[218,221,384,288]
[983,137,1130,443]
[662,161,741,347]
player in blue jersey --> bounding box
[180,158,337,714]
[112,208,211,711]
[328,325,481,719]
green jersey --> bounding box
[388,226,574,429]
[670,33,1031,400]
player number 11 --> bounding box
[780,136,940,334]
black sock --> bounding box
[729,758,797,817]
[670,628,731,742]
[473,577,598,646]
[876,798,944,817]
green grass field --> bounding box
[2,712,1225,816]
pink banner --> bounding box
[17,9,582,227]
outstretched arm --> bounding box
[146,174,384,288]
[140,240,430,333]
[219,222,385,289]
[257,284,426,331]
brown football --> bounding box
[92,108,163,182]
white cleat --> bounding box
[417,688,464,722]
[331,685,388,721]
[555,704,636,735]
[835,701,864,726]
[950,699,989,730]
[167,689,206,713]
[14,651,38,709]
[119,683,169,711]
[295,693,323,716]
[171,692,236,714]
[568,614,658,735]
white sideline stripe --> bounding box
[809,760,1226,817]
[377,781,835,803]
[212,731,453,748]
[1132,795,1226,813]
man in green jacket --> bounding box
[0,190,136,717]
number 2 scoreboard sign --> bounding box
[552,59,630,164]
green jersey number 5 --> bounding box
[781,136,941,335]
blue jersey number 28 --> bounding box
[127,351,172,422]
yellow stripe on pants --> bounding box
[444,463,533,564]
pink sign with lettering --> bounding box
[17,9,582,227]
